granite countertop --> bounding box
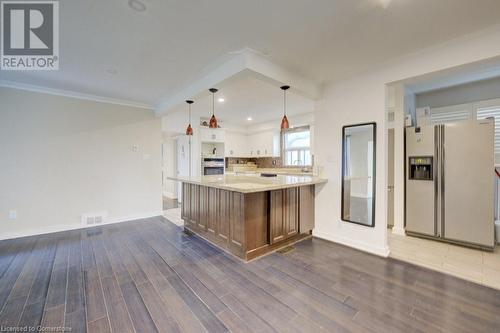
[226,168,313,176]
[168,174,327,193]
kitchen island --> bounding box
[168,174,327,261]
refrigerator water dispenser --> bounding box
[409,156,433,181]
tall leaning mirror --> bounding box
[341,122,376,227]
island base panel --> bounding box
[181,183,315,261]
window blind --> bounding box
[477,105,500,154]
[430,108,471,124]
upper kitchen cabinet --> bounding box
[199,127,226,143]
[248,130,280,157]
[225,131,247,157]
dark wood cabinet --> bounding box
[207,187,217,236]
[299,185,315,234]
[181,183,315,261]
[270,190,285,244]
[217,189,230,242]
[270,188,299,244]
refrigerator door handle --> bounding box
[434,125,439,237]
[441,124,445,238]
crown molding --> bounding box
[0,79,154,110]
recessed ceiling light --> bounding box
[128,0,146,12]
[218,97,225,103]
[247,117,252,121]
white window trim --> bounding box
[281,125,312,167]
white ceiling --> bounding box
[1,0,500,107]
[170,71,315,126]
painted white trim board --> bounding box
[0,211,163,241]
[313,230,390,257]
[0,80,153,110]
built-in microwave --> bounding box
[202,158,224,175]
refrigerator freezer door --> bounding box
[443,120,495,248]
[405,126,436,236]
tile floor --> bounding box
[389,232,500,290]
[163,207,183,227]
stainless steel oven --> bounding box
[202,158,224,175]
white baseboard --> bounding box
[312,230,390,257]
[0,211,163,241]
[391,226,406,236]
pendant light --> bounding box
[280,85,290,130]
[185,100,194,136]
[209,88,218,128]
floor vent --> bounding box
[82,212,107,226]
[183,228,194,236]
[277,246,295,255]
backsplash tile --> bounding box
[226,157,282,168]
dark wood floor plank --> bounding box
[220,294,277,333]
[81,232,109,326]
[65,233,86,332]
[87,317,112,333]
[167,274,228,333]
[1,217,500,333]
[0,236,38,310]
[44,237,70,309]
[136,281,182,333]
[18,300,45,329]
[120,281,159,333]
[216,308,254,333]
[41,304,65,329]
[171,263,227,314]
[0,236,53,326]
[155,277,208,333]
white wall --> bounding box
[0,87,162,239]
[313,24,500,257]
[162,134,177,198]
[416,76,500,108]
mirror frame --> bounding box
[341,122,377,227]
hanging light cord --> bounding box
[189,103,191,124]
[283,89,287,116]
[212,91,215,116]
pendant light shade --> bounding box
[209,88,218,128]
[280,85,290,130]
[185,100,194,136]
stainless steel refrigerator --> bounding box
[405,119,495,250]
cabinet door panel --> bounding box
[299,185,315,233]
[189,184,199,227]
[181,183,191,222]
[270,190,285,244]
[198,186,208,230]
[230,193,245,251]
[284,188,298,237]
[217,190,230,242]
[207,187,218,235]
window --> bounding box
[427,98,500,155]
[430,104,472,124]
[476,101,500,154]
[282,126,312,166]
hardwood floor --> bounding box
[1,217,500,332]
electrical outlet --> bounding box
[132,144,139,152]
[8,210,17,220]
